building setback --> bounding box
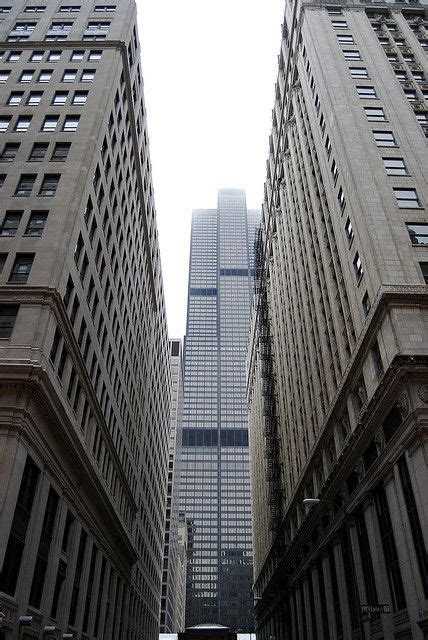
[161,339,186,633]
[180,189,259,631]
[247,0,428,639]
[0,2,171,639]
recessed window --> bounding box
[8,51,22,62]
[332,20,348,28]
[9,254,35,283]
[357,86,377,99]
[345,218,354,246]
[29,142,48,161]
[373,130,397,147]
[338,186,346,212]
[52,90,68,105]
[24,6,46,12]
[15,116,32,132]
[38,69,53,83]
[338,34,354,43]
[0,254,7,274]
[59,5,81,12]
[362,291,371,316]
[15,174,36,197]
[47,51,62,62]
[420,262,428,284]
[39,174,60,197]
[386,53,398,62]
[353,252,364,282]
[19,70,35,83]
[394,70,407,82]
[331,159,338,184]
[25,210,48,236]
[86,21,110,32]
[51,142,71,161]
[406,223,428,245]
[50,21,73,31]
[62,69,77,82]
[404,89,417,102]
[7,91,24,106]
[0,7,11,13]
[72,90,88,105]
[41,115,59,132]
[350,67,368,79]
[343,50,361,60]
[44,35,67,42]
[415,112,428,123]
[80,70,95,82]
[0,211,23,236]
[0,143,20,162]
[394,188,420,209]
[30,51,44,62]
[88,50,102,60]
[13,22,37,32]
[62,115,80,132]
[383,157,407,176]
[364,106,386,121]
[70,50,84,61]
[27,91,43,105]
[0,71,11,83]
[0,305,19,338]
[395,38,406,47]
[94,5,116,11]
[412,72,424,82]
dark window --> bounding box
[371,340,383,377]
[328,545,343,634]
[0,211,23,236]
[15,174,36,197]
[29,487,59,608]
[39,174,60,196]
[50,558,67,619]
[0,456,40,595]
[407,223,428,245]
[82,543,98,631]
[9,253,35,283]
[25,211,48,236]
[340,529,360,629]
[382,404,402,443]
[420,262,428,284]
[61,510,75,552]
[0,253,7,274]
[29,142,48,161]
[0,304,18,338]
[63,275,74,308]
[50,327,61,363]
[397,456,428,598]
[374,484,406,611]
[68,528,87,626]
[355,509,378,605]
[0,142,20,162]
[363,439,378,471]
[93,556,106,636]
[51,142,71,161]
[362,291,371,316]
[316,560,330,640]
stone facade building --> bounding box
[247,0,428,638]
[0,2,171,639]
[161,340,185,633]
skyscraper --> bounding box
[180,189,260,630]
[0,2,171,639]
[161,339,185,633]
[247,1,428,639]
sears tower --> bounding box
[180,189,259,630]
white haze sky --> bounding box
[137,0,284,339]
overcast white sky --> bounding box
[137,0,284,339]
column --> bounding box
[321,550,337,639]
[348,518,369,640]
[333,536,352,637]
[295,585,304,639]
[311,564,324,640]
[289,592,297,640]
[302,577,314,640]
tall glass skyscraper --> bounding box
[180,189,260,630]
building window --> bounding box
[350,66,368,78]
[0,142,20,162]
[88,50,102,60]
[0,456,40,595]
[62,69,77,82]
[86,21,110,32]
[80,70,95,82]
[382,157,407,176]
[30,51,44,62]
[371,339,383,377]
[52,90,68,105]
[29,142,48,161]
[420,262,428,284]
[15,174,36,197]
[0,6,11,12]
[338,186,346,212]
[0,304,18,337]
[15,116,32,132]
[1,212,23,236]
[0,117,12,133]
[39,174,60,197]
[343,49,361,60]
[62,115,80,132]
[70,50,84,60]
[374,484,407,611]
[12,22,37,32]
[59,5,81,12]
[338,34,354,43]
[72,90,88,105]
[406,223,428,245]
[8,52,22,63]
[331,158,338,184]
[355,509,378,605]
[404,89,417,102]
[68,529,87,626]
[364,106,386,121]
[357,85,377,99]
[373,130,397,147]
[19,70,35,83]
[9,254,35,283]
[47,51,62,62]
[362,290,371,316]
[25,211,48,236]
[353,252,363,282]
[332,20,348,28]
[345,217,354,246]
[51,142,71,161]
[38,69,53,82]
[0,71,11,83]
[394,188,420,208]
[41,115,59,132]
[29,488,59,609]
[27,91,43,105]
[50,21,73,31]
[94,5,116,11]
